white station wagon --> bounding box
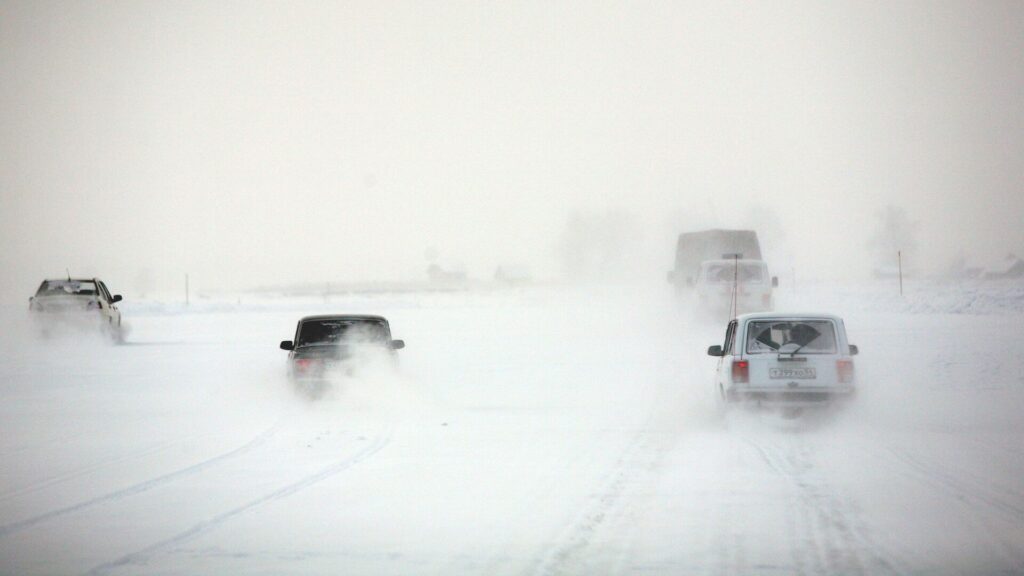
[707,313,858,409]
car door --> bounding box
[715,320,737,395]
[97,281,120,326]
[290,321,303,361]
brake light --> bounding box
[837,359,854,383]
[731,360,749,383]
[295,358,320,373]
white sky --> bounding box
[2,1,1022,297]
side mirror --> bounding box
[849,344,859,356]
[686,277,694,287]
[390,339,405,350]
[279,340,294,351]
[707,345,724,357]
[771,277,778,288]
[111,294,123,303]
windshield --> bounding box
[297,319,389,347]
[36,280,97,297]
[746,320,838,354]
[704,263,765,283]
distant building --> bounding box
[983,255,1024,279]
[494,266,532,285]
[427,263,467,283]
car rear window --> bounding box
[746,320,837,354]
[37,280,97,296]
[298,320,389,347]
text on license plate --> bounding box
[770,367,816,379]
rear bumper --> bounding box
[31,310,108,328]
[727,387,855,406]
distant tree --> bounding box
[867,205,917,273]
[561,209,641,282]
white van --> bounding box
[667,229,761,292]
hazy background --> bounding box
[2,0,1022,298]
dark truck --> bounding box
[666,229,762,291]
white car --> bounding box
[29,278,123,340]
[707,313,858,410]
[694,259,777,315]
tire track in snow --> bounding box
[886,445,1024,522]
[884,444,1024,569]
[526,375,690,576]
[746,437,902,576]
[958,433,1024,459]
[530,429,656,576]
[83,424,395,576]
[0,436,198,502]
[529,410,681,576]
[0,423,280,539]
[0,413,153,460]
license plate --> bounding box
[770,367,816,379]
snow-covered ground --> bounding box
[1,281,1022,575]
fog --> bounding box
[3,2,1024,575]
[3,281,1024,574]
[3,1,1023,298]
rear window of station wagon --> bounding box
[746,320,838,355]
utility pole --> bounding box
[898,251,903,296]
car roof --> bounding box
[43,278,98,283]
[735,312,843,323]
[299,314,389,323]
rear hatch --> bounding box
[751,352,839,389]
[32,295,98,314]
[291,345,349,378]
[743,318,844,391]
[291,342,392,378]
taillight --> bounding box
[295,358,320,373]
[731,360,749,383]
[837,359,854,383]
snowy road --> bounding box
[1,283,1023,575]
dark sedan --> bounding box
[279,315,404,381]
